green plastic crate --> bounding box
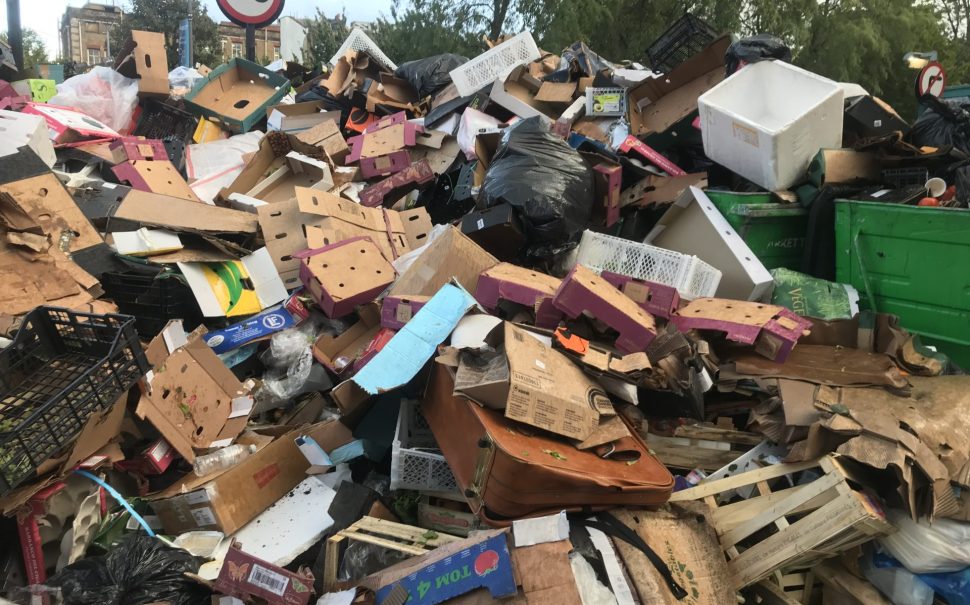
[704,190,808,270]
[184,58,290,133]
[835,200,970,367]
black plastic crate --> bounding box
[646,13,719,73]
[100,270,203,338]
[133,98,199,148]
[882,167,929,188]
[0,308,148,495]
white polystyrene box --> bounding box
[698,60,844,191]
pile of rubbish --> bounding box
[3,17,970,605]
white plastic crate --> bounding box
[449,31,541,97]
[331,28,397,71]
[390,400,460,495]
[575,230,721,300]
[698,60,843,191]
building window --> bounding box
[87,48,102,64]
[231,43,243,58]
[273,46,281,60]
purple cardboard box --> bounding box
[475,263,563,328]
[553,264,657,354]
[381,295,429,330]
[295,236,395,318]
[601,271,680,319]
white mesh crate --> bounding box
[390,400,460,495]
[331,28,397,71]
[576,230,721,300]
[449,31,541,96]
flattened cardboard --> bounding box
[112,160,202,202]
[178,247,288,318]
[297,236,396,318]
[114,189,258,235]
[612,506,736,605]
[138,327,255,462]
[535,81,577,105]
[256,198,307,290]
[627,36,731,137]
[389,226,498,298]
[22,102,119,146]
[0,172,102,252]
[295,120,349,164]
[724,344,908,388]
[113,31,169,97]
[267,101,340,133]
[474,322,610,441]
[553,265,657,354]
[149,419,353,535]
[646,186,773,301]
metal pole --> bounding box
[6,0,24,74]
[245,24,256,61]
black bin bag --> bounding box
[478,117,595,259]
[725,34,792,76]
[47,535,209,605]
[394,53,468,98]
[910,95,970,153]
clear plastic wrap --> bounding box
[49,67,139,132]
[880,509,970,573]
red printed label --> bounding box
[252,463,280,489]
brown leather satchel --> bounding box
[422,363,674,524]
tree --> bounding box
[302,10,348,70]
[0,28,49,70]
[372,0,482,63]
[112,0,221,68]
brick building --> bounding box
[59,2,124,66]
[218,22,282,64]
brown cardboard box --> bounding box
[455,322,611,441]
[0,171,103,251]
[489,65,557,121]
[297,236,396,319]
[389,225,498,298]
[113,160,202,202]
[149,419,353,535]
[114,190,258,235]
[245,151,333,204]
[627,35,731,137]
[312,304,382,374]
[267,101,340,133]
[113,31,169,97]
[296,120,350,164]
[136,323,256,462]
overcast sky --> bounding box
[0,0,396,59]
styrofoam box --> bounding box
[698,60,844,191]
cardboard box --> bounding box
[312,304,383,375]
[489,65,556,122]
[628,36,731,138]
[245,151,333,204]
[113,31,169,97]
[475,263,562,328]
[267,101,340,133]
[456,322,612,441]
[645,187,774,301]
[601,272,681,320]
[214,542,314,605]
[296,236,396,318]
[0,110,55,167]
[22,102,119,146]
[460,203,525,262]
[137,322,256,461]
[149,419,353,535]
[553,265,658,354]
[418,497,484,538]
[295,120,349,164]
[114,189,258,235]
[109,136,169,163]
[299,188,432,260]
[809,149,881,187]
[10,79,56,103]
[389,225,498,299]
[359,149,412,179]
[178,247,288,318]
[113,160,202,202]
[184,59,291,133]
[381,295,429,330]
[698,60,844,191]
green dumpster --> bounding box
[704,190,808,270]
[835,200,970,367]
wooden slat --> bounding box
[673,425,763,446]
[669,459,822,502]
[710,483,842,532]
[341,533,431,556]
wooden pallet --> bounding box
[648,423,764,471]
[669,455,893,589]
[322,516,462,592]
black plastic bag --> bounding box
[725,34,791,76]
[394,53,468,98]
[47,535,209,605]
[544,42,617,83]
[479,117,595,258]
[910,95,970,154]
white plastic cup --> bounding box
[926,177,946,198]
